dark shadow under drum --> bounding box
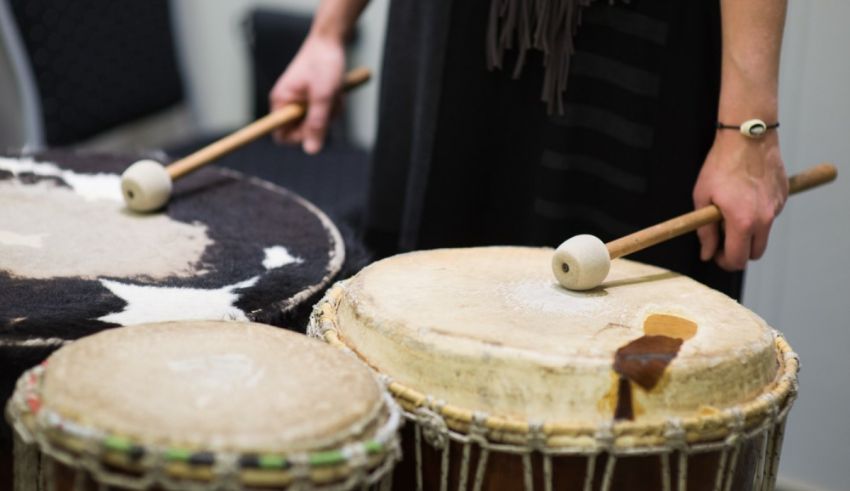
[395,423,772,491]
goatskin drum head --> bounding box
[7,321,400,487]
[323,246,781,425]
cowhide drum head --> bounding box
[0,151,344,445]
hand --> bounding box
[269,35,346,154]
[692,131,788,271]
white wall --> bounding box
[743,2,850,489]
[170,0,388,147]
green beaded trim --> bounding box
[13,358,397,475]
[257,454,288,469]
[163,447,192,462]
[103,436,134,453]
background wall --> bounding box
[170,0,389,147]
[741,2,850,490]
[0,0,846,488]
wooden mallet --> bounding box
[120,67,372,212]
[552,163,838,290]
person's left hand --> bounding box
[692,131,788,271]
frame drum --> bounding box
[6,321,401,490]
[309,247,798,491]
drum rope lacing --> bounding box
[309,283,800,491]
[6,364,404,491]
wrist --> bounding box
[717,86,778,124]
[306,27,347,46]
[716,119,779,139]
[714,125,779,146]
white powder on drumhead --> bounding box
[498,279,607,316]
[0,156,123,202]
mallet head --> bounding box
[552,234,611,291]
[121,160,172,212]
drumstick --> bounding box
[120,67,372,212]
[552,163,838,290]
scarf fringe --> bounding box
[487,0,600,114]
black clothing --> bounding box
[366,0,743,298]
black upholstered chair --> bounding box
[0,0,184,148]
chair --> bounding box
[0,0,184,148]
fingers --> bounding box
[714,220,752,271]
[694,190,765,271]
[696,223,720,262]
[303,92,333,154]
[693,184,720,262]
[749,215,773,260]
[269,80,340,152]
[269,82,305,144]
[714,212,774,270]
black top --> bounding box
[365,0,742,298]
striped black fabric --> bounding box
[366,0,743,298]
[532,3,670,242]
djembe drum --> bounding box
[6,321,401,490]
[309,247,799,491]
[0,151,348,483]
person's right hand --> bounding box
[269,34,346,154]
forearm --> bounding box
[310,0,370,43]
[717,0,787,124]
[693,0,789,269]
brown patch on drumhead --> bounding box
[600,371,645,420]
[643,313,697,341]
[608,314,698,420]
[611,335,684,421]
[613,376,634,420]
[614,335,683,391]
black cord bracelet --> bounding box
[716,119,779,138]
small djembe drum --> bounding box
[6,321,401,490]
[309,247,799,491]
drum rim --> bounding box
[5,353,402,489]
[309,283,800,452]
[219,167,347,319]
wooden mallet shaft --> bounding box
[166,67,372,181]
[605,163,838,260]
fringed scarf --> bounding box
[487,0,604,114]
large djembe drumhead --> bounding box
[0,152,344,333]
[0,151,344,404]
[6,321,401,490]
[310,247,799,490]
